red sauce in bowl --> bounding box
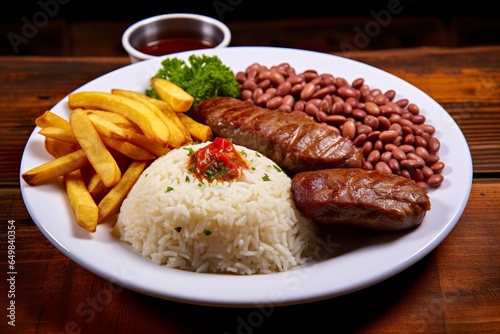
[137,38,216,56]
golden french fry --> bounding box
[68,91,170,146]
[98,160,149,222]
[64,169,98,232]
[85,109,138,131]
[150,78,194,112]
[44,137,79,158]
[111,89,191,148]
[22,149,89,186]
[86,170,109,200]
[126,128,172,157]
[101,136,156,160]
[39,127,78,144]
[86,112,131,140]
[138,94,193,146]
[35,110,71,129]
[70,108,121,187]
[177,113,213,142]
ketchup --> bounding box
[137,38,215,56]
[187,138,249,182]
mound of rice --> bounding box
[114,141,319,275]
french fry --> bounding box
[85,109,138,131]
[68,91,170,146]
[35,110,71,129]
[22,149,89,186]
[64,169,99,232]
[126,130,171,157]
[70,108,121,188]
[98,160,149,222]
[44,137,79,158]
[177,113,213,142]
[38,127,78,144]
[101,136,156,160]
[85,169,110,200]
[86,112,131,140]
[137,94,193,146]
[111,89,191,148]
[150,78,194,112]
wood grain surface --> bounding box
[1,46,499,333]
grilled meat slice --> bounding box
[192,97,362,173]
[291,168,431,231]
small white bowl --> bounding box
[122,13,232,63]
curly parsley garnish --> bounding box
[146,54,240,109]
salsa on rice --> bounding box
[187,137,249,182]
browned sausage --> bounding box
[291,168,431,231]
[192,97,362,173]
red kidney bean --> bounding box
[282,95,295,108]
[367,150,381,165]
[342,120,356,140]
[395,98,409,108]
[422,166,434,179]
[427,174,444,187]
[291,83,305,95]
[312,85,336,99]
[351,78,364,89]
[270,70,285,85]
[388,158,400,172]
[266,96,283,110]
[392,147,407,161]
[374,140,384,151]
[380,151,393,163]
[353,133,367,146]
[352,109,367,119]
[379,130,398,143]
[300,82,316,100]
[240,89,252,101]
[362,141,373,157]
[430,161,445,173]
[384,90,396,101]
[375,161,392,174]
[365,101,380,116]
[327,115,348,126]
[337,86,358,99]
[427,137,441,153]
[411,169,425,182]
[408,103,420,115]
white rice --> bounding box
[114,141,319,275]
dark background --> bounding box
[1,0,499,56]
[2,0,498,23]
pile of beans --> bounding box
[235,62,445,188]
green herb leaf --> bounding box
[183,147,195,156]
[146,54,240,109]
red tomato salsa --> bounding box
[187,138,249,182]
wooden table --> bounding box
[1,46,499,333]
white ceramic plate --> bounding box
[20,47,472,307]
